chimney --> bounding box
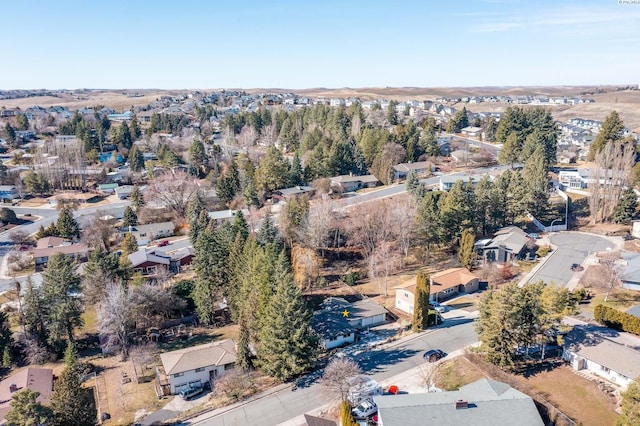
[9,383,17,393]
[455,399,468,409]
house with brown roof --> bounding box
[33,237,90,270]
[157,339,236,395]
[394,268,479,315]
[0,367,54,423]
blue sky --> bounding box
[1,0,639,89]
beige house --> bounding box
[158,339,236,395]
[394,268,479,315]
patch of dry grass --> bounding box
[433,356,485,391]
[522,365,618,426]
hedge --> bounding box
[594,304,640,335]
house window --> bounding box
[140,233,146,237]
[173,372,183,378]
[195,367,204,373]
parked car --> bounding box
[157,240,169,247]
[431,302,446,313]
[527,233,539,239]
[570,263,584,272]
[423,349,446,362]
[352,398,377,418]
[179,385,203,400]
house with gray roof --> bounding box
[375,378,543,426]
[273,185,315,201]
[320,297,387,329]
[619,252,640,291]
[563,322,640,390]
[127,248,171,275]
[120,221,174,246]
[312,310,356,350]
[392,161,432,180]
[475,226,532,264]
[330,174,379,193]
[158,339,236,395]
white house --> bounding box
[312,310,356,350]
[158,339,236,395]
[563,322,640,390]
[120,221,175,246]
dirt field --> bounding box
[0,90,179,111]
[433,356,486,391]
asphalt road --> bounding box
[189,320,477,426]
[527,232,615,286]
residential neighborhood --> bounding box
[0,2,640,425]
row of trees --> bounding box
[191,203,318,381]
[476,282,578,367]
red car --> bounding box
[157,240,169,247]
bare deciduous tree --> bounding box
[9,230,29,246]
[389,196,417,263]
[238,125,259,148]
[304,198,334,258]
[144,170,199,219]
[259,124,277,147]
[589,141,635,223]
[318,357,361,402]
[214,371,255,401]
[371,240,401,297]
[98,281,135,360]
[81,212,116,250]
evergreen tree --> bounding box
[3,345,12,368]
[41,254,83,351]
[235,318,253,372]
[416,191,444,256]
[439,180,475,244]
[386,101,398,125]
[188,139,207,171]
[498,132,521,167]
[5,389,53,426]
[15,114,30,131]
[119,122,132,149]
[193,225,232,324]
[51,341,97,426]
[231,211,249,241]
[190,210,210,246]
[56,208,80,240]
[122,206,138,227]
[289,153,304,186]
[473,176,494,236]
[523,146,549,217]
[187,190,207,222]
[613,188,638,224]
[129,115,141,140]
[121,232,138,255]
[3,123,16,146]
[412,270,431,332]
[459,228,475,271]
[129,185,145,211]
[405,170,420,197]
[257,213,278,246]
[589,111,625,160]
[127,144,144,172]
[256,255,317,381]
[617,377,640,426]
[483,116,498,142]
[22,277,46,345]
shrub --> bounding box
[342,271,360,286]
[340,401,357,426]
[536,246,551,257]
[594,304,640,335]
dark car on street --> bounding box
[423,349,446,362]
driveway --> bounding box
[527,232,621,287]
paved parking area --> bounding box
[527,232,620,287]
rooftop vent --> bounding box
[455,399,468,409]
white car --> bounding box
[352,398,377,418]
[431,302,446,313]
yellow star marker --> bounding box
[342,309,350,317]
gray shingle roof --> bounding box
[376,379,543,426]
[160,339,236,375]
